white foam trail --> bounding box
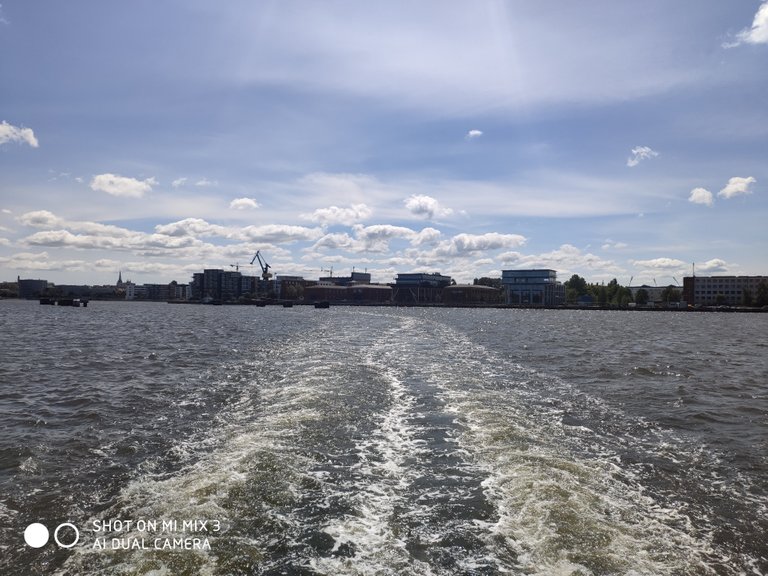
[56,358,326,576]
[311,335,437,576]
[423,322,727,575]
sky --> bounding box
[1,1,766,287]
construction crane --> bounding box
[250,250,272,281]
[672,276,681,286]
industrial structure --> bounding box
[683,275,768,307]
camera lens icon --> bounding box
[24,523,80,549]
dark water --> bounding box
[1,300,766,575]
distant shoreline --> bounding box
[4,297,766,313]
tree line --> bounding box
[562,274,768,308]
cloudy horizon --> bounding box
[1,1,766,287]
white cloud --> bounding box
[626,146,659,167]
[300,203,372,226]
[90,173,157,198]
[229,197,261,210]
[311,224,444,255]
[631,257,687,271]
[436,232,526,257]
[723,1,768,48]
[500,244,620,277]
[0,120,39,148]
[697,258,729,273]
[18,210,63,228]
[195,178,218,187]
[172,177,188,188]
[411,227,442,246]
[688,187,714,206]
[601,239,628,250]
[312,232,356,251]
[154,218,228,238]
[238,224,324,244]
[18,210,138,240]
[404,194,454,220]
[466,129,483,139]
[718,176,756,199]
[353,224,421,252]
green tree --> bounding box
[474,277,501,288]
[635,288,650,306]
[661,285,681,304]
[564,274,588,304]
[591,284,608,306]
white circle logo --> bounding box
[24,523,49,548]
[53,523,80,548]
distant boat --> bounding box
[39,298,88,307]
[314,301,330,309]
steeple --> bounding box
[116,271,124,288]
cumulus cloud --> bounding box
[238,224,324,244]
[411,227,442,246]
[312,232,353,250]
[688,187,714,206]
[301,203,372,226]
[18,210,138,238]
[499,244,619,276]
[723,1,768,48]
[154,218,228,238]
[311,224,443,254]
[466,129,483,139]
[697,258,729,273]
[90,173,157,198]
[23,229,203,253]
[0,120,39,148]
[229,197,260,210]
[631,257,687,270]
[404,194,454,219]
[718,176,756,199]
[434,232,526,257]
[626,146,659,167]
[172,177,188,188]
[18,210,63,228]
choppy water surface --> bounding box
[1,300,766,575]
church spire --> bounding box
[116,270,124,287]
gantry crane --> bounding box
[250,250,272,281]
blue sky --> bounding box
[1,1,766,286]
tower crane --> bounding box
[250,250,272,281]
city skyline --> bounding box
[1,1,766,286]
